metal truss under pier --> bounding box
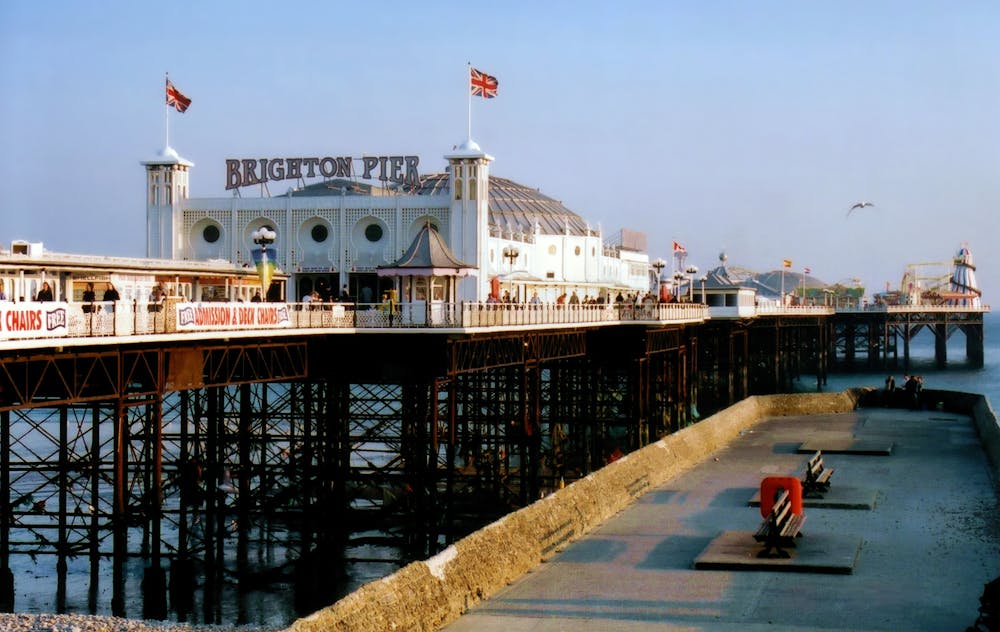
[0,319,824,624]
[831,309,985,371]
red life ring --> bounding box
[759,476,803,518]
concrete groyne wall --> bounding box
[970,395,1000,484]
[924,389,1000,485]
[855,387,1000,485]
[287,390,865,632]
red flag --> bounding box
[470,67,498,98]
[166,79,191,113]
[672,240,686,254]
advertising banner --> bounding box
[0,303,69,339]
[175,302,291,331]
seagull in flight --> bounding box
[847,201,874,217]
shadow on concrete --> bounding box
[709,487,758,508]
[554,538,628,564]
[770,442,803,454]
[636,534,715,570]
[635,489,685,504]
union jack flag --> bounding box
[470,67,498,98]
[672,240,686,254]
[166,79,191,113]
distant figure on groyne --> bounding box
[884,375,896,406]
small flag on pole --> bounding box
[804,267,811,274]
[672,241,686,254]
[470,67,498,98]
[166,79,191,113]
[783,259,792,268]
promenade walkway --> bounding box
[442,407,999,631]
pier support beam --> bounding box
[0,409,11,613]
[964,324,985,368]
[934,323,948,368]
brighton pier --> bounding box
[0,138,990,626]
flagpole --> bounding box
[466,62,472,141]
[781,265,785,304]
[164,73,170,149]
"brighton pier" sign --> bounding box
[226,155,420,190]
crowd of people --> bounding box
[484,289,672,307]
[884,374,925,409]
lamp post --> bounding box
[672,271,685,302]
[685,265,698,303]
[252,227,276,296]
[502,245,519,300]
[652,258,666,299]
[699,275,708,304]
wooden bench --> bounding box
[801,450,835,498]
[754,489,806,558]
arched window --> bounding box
[469,177,477,200]
[454,178,463,200]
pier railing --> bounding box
[461,302,708,327]
[834,304,991,314]
[753,304,835,316]
[0,299,711,345]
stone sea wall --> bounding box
[287,390,865,632]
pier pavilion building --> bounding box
[142,139,654,304]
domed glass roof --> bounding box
[416,173,592,237]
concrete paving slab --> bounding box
[748,485,878,509]
[693,530,863,574]
[797,438,893,454]
[442,407,1000,632]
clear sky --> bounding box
[1,1,997,296]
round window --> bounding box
[311,224,329,242]
[365,224,383,242]
[548,245,557,255]
[203,224,220,243]
[574,245,581,256]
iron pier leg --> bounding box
[0,409,12,612]
[934,323,948,369]
[57,406,68,612]
[172,389,197,621]
[237,383,251,595]
[965,323,985,368]
[88,404,100,613]
[111,399,128,617]
[201,388,218,623]
[903,322,911,372]
[143,395,167,620]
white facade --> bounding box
[143,140,651,303]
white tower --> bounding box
[141,146,193,258]
[445,139,493,301]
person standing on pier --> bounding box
[82,282,96,313]
[904,375,919,409]
[884,375,896,407]
[36,281,53,302]
[103,283,120,312]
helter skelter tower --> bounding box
[948,243,982,308]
